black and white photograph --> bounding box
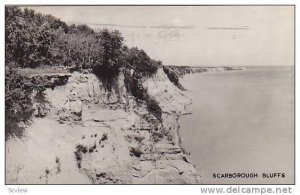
[4,5,295,186]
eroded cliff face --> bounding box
[6,69,201,184]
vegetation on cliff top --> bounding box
[5,6,163,138]
[5,6,161,75]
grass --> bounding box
[55,157,61,174]
[100,133,108,142]
[75,144,88,169]
[89,143,97,153]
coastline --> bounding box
[6,66,245,184]
[174,66,294,184]
[6,69,202,184]
[174,67,246,181]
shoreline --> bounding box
[174,66,294,184]
[174,99,201,174]
[6,66,245,184]
[174,67,246,182]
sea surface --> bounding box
[179,66,294,184]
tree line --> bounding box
[5,6,161,73]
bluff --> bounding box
[6,68,202,184]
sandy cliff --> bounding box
[6,69,201,184]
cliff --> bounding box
[6,69,201,184]
[165,65,245,77]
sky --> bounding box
[25,6,294,66]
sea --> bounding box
[179,66,294,184]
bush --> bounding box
[5,67,46,139]
[74,144,88,168]
[123,47,160,77]
[124,72,162,122]
[163,66,185,90]
[100,132,108,142]
[146,98,162,122]
[129,74,147,100]
[163,66,179,84]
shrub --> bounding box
[5,67,46,139]
[101,132,108,142]
[76,144,88,154]
[163,66,185,90]
[129,74,147,100]
[89,143,97,153]
[124,72,162,122]
[146,98,162,122]
[74,144,88,168]
[124,47,160,76]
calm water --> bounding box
[179,66,294,184]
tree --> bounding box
[5,6,53,68]
[92,29,125,90]
[124,47,160,76]
[5,6,22,64]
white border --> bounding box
[0,1,298,195]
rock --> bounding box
[129,147,144,158]
[33,103,50,117]
[154,144,181,154]
[79,75,88,83]
[59,90,83,123]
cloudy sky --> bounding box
[26,6,294,66]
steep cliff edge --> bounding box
[6,69,201,184]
